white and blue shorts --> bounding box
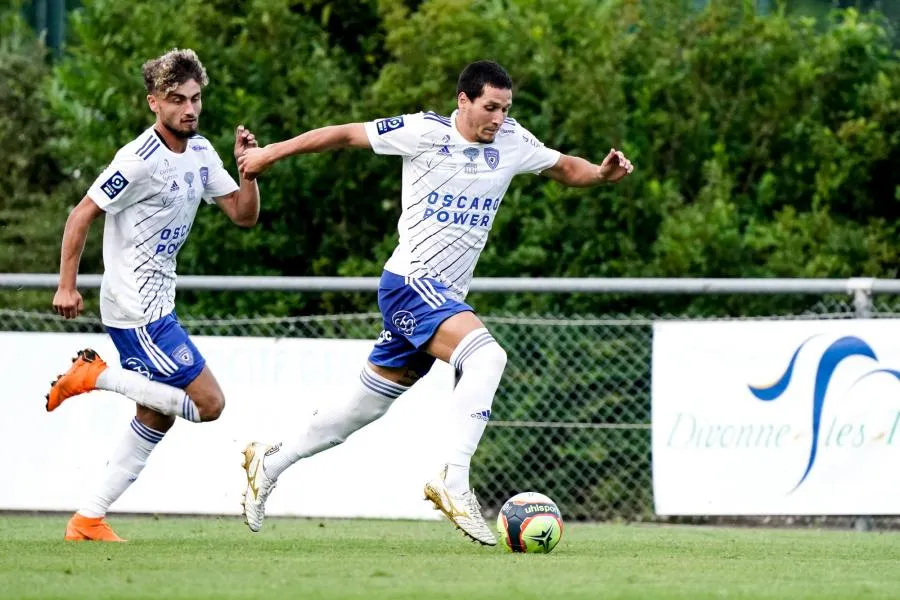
[106,312,206,389]
[368,271,473,377]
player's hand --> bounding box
[237,146,274,181]
[234,125,258,161]
[598,148,634,184]
[53,287,84,320]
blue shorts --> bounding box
[368,271,473,377]
[106,312,206,389]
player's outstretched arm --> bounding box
[237,123,370,180]
[53,196,103,319]
[544,148,634,188]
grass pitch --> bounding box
[1,515,899,599]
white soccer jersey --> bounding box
[86,127,239,328]
[364,110,560,299]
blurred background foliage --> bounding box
[4,0,900,317]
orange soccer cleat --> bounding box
[45,348,108,412]
[64,513,126,542]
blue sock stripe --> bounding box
[185,398,197,422]
[130,418,164,444]
[360,369,405,399]
[459,336,496,364]
[452,331,493,368]
[359,371,394,398]
[453,332,495,370]
[363,367,408,396]
[130,420,157,443]
[130,417,165,441]
[181,395,200,422]
[360,377,395,399]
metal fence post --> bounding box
[849,278,874,318]
[849,278,875,531]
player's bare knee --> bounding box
[196,393,225,421]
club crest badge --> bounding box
[484,147,500,170]
[172,343,195,367]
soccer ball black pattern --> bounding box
[496,491,564,553]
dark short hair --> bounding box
[456,60,512,100]
[142,48,208,96]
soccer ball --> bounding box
[496,491,563,553]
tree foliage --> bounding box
[4,0,900,316]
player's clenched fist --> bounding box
[234,125,258,160]
[52,287,84,319]
[598,148,634,184]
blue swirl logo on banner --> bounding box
[748,335,900,492]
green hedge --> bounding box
[4,1,900,317]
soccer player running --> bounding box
[237,60,632,545]
[46,49,261,542]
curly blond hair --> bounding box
[142,48,208,96]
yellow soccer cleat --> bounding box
[241,442,278,532]
[424,465,497,546]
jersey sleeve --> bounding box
[201,146,240,204]
[86,153,152,215]
[515,126,562,175]
[363,113,426,157]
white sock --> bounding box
[77,418,165,518]
[445,464,470,493]
[97,367,201,422]
[264,365,409,480]
[444,328,507,495]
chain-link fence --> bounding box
[5,292,900,525]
